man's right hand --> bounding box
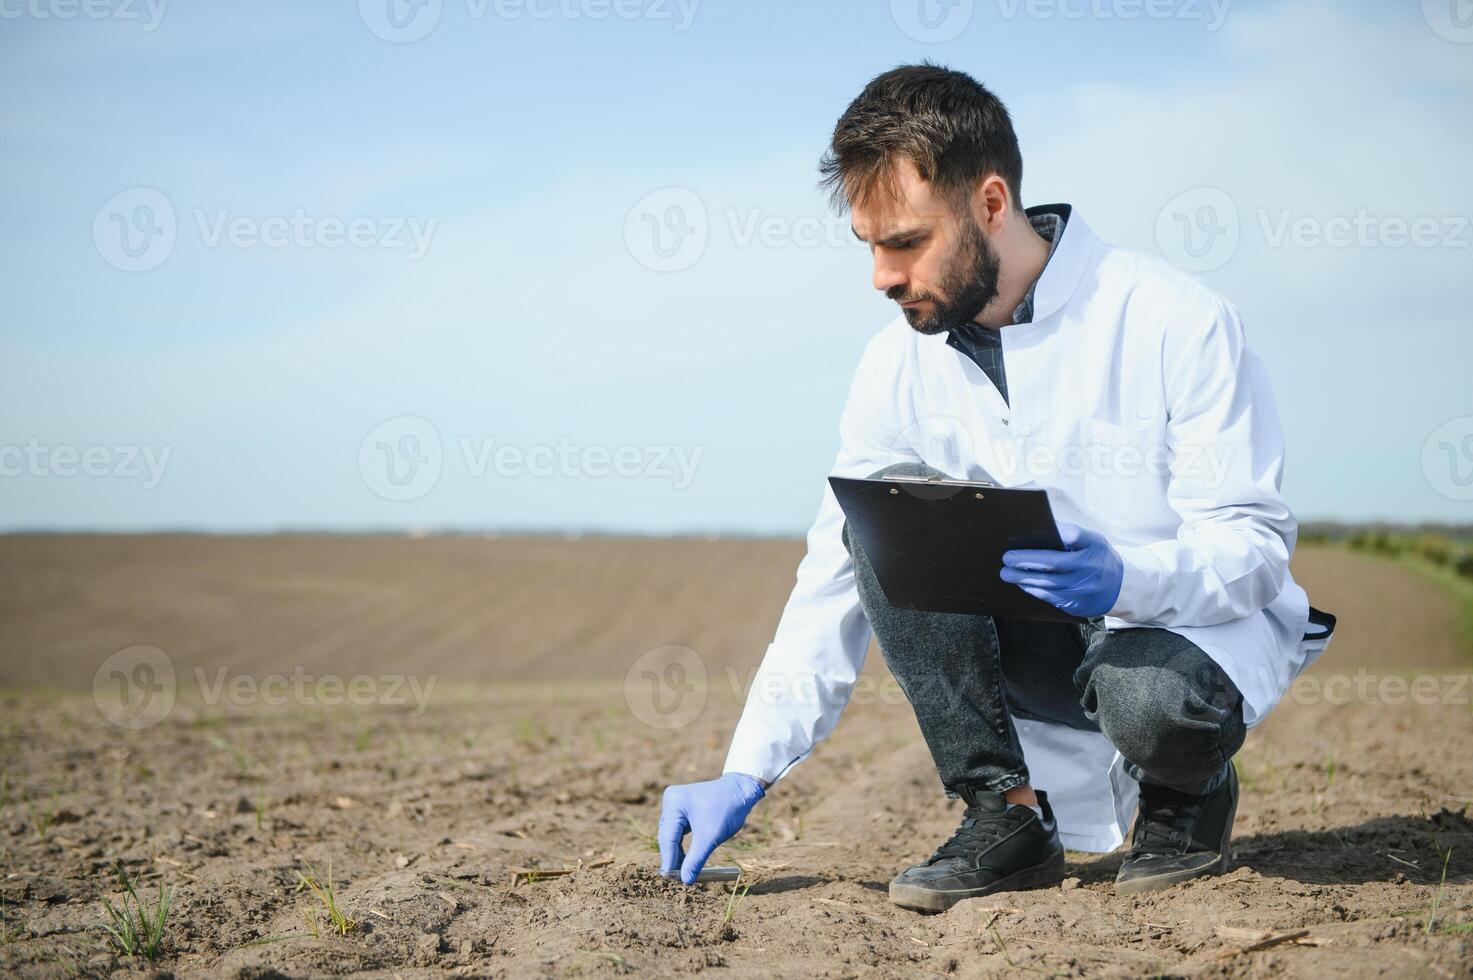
[658,773,765,884]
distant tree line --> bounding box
[1299,522,1473,581]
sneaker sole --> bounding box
[1114,769,1239,896]
[889,850,1066,913]
[1112,850,1231,895]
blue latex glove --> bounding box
[999,521,1124,618]
[658,773,765,884]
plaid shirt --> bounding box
[944,205,1069,406]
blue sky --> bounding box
[2,0,1471,533]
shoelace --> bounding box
[1133,789,1204,858]
[930,807,1020,863]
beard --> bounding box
[890,219,1002,336]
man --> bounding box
[658,64,1334,912]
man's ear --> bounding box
[969,175,1012,234]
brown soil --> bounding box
[1,535,1470,978]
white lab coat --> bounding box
[722,208,1334,852]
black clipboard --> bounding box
[829,475,1084,624]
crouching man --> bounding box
[658,64,1334,911]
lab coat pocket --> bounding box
[1080,416,1168,525]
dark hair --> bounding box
[818,62,1024,214]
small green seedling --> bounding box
[1425,844,1455,935]
[26,792,59,840]
[295,861,354,936]
[514,716,549,748]
[206,733,250,772]
[722,872,752,925]
[626,815,659,852]
[98,864,174,960]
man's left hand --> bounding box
[1000,522,1124,618]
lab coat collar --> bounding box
[1020,203,1096,325]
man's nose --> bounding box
[872,255,907,295]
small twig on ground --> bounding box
[1214,928,1310,959]
[989,923,1066,976]
[508,856,613,888]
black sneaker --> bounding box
[888,787,1065,913]
[1115,762,1238,895]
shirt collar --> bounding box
[948,203,1090,342]
[1022,203,1096,325]
[1010,204,1070,325]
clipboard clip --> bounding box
[885,474,1000,489]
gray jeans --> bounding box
[843,463,1246,797]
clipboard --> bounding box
[829,475,1084,624]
